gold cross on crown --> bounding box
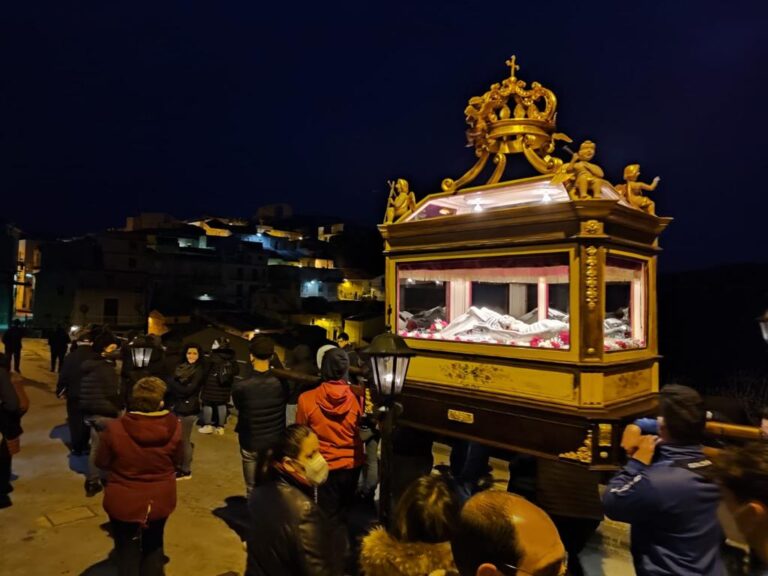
[505,55,519,78]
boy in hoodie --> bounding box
[96,376,182,575]
[296,347,363,528]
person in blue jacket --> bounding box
[603,384,725,576]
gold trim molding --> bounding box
[559,431,593,464]
[585,246,598,310]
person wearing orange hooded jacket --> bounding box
[296,347,363,530]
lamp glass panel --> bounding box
[393,356,410,395]
[132,346,153,368]
[374,356,394,396]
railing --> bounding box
[705,421,762,441]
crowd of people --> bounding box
[2,324,768,575]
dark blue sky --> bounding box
[3,1,767,271]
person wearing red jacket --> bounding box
[96,377,182,576]
[296,347,363,530]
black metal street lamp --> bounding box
[759,311,768,346]
[364,332,415,526]
[129,335,155,369]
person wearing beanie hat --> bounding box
[57,327,102,456]
[603,384,724,575]
[95,376,182,574]
[232,335,288,497]
[297,347,363,546]
[79,331,123,497]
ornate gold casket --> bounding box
[379,58,671,469]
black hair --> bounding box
[275,424,313,461]
[182,342,203,364]
[337,332,349,341]
[254,424,314,485]
[92,331,118,354]
[392,474,460,543]
[249,335,275,361]
[659,384,706,444]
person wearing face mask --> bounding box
[79,331,123,497]
[246,424,342,576]
[167,343,206,480]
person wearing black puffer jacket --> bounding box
[57,329,99,456]
[199,338,239,435]
[246,424,342,576]
[232,336,287,497]
[167,343,206,480]
[79,331,123,497]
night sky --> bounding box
[3,1,767,271]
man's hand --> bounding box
[621,424,642,457]
[632,435,659,466]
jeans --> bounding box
[110,517,167,576]
[178,415,196,474]
[84,416,115,483]
[202,405,227,427]
[450,440,492,499]
[240,447,270,498]
[285,403,297,426]
[358,427,379,497]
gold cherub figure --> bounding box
[384,178,416,223]
[615,164,659,214]
[552,140,605,199]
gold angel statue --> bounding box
[384,178,417,223]
[552,140,605,199]
[615,164,659,214]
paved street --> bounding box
[2,340,247,576]
[1,339,633,575]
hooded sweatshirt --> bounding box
[95,411,182,522]
[296,348,363,470]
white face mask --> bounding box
[297,453,329,486]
